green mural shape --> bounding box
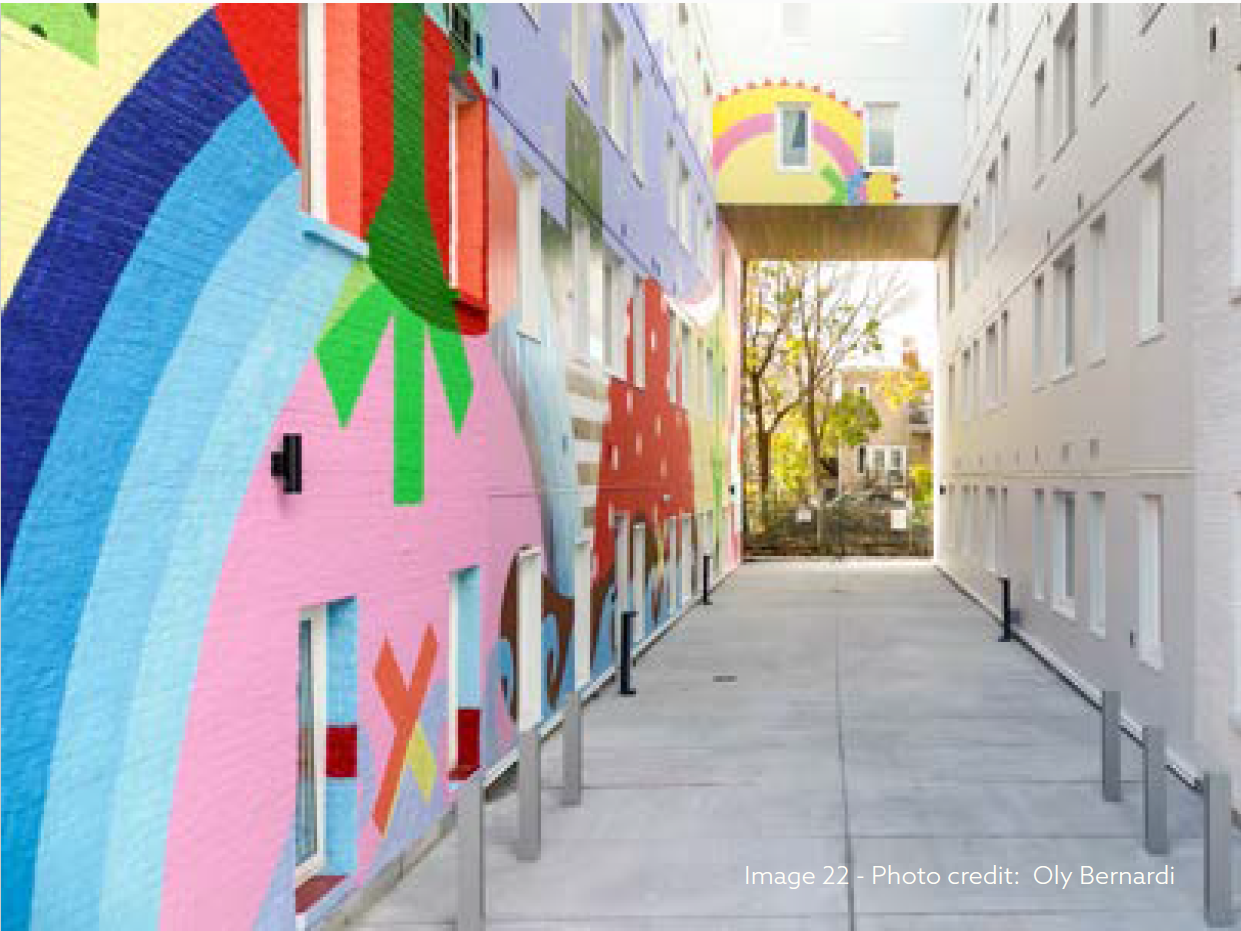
[314,5,475,506]
[820,164,847,206]
[3,3,97,64]
[564,93,602,219]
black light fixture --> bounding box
[271,433,302,494]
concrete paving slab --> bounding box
[351,562,1239,930]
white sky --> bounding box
[848,261,938,374]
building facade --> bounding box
[937,3,1240,798]
[0,4,741,929]
[836,362,934,497]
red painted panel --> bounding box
[217,4,302,163]
[421,19,454,272]
[447,707,481,780]
[325,724,357,778]
[326,4,364,237]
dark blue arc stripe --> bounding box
[0,14,251,931]
[0,13,249,582]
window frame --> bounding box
[1137,494,1164,669]
[600,6,626,152]
[1139,159,1165,341]
[1053,6,1078,154]
[1052,490,1077,619]
[295,604,329,887]
[299,3,329,222]
[1053,245,1076,378]
[864,102,898,171]
[775,102,813,172]
[516,164,542,340]
[571,4,590,97]
[1087,491,1106,637]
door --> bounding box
[517,547,543,732]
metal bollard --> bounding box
[619,609,637,696]
[517,727,541,861]
[456,771,485,931]
[1142,725,1168,855]
[1101,690,1122,802]
[563,688,583,806]
[702,553,712,604]
[998,576,1013,641]
[1204,771,1234,927]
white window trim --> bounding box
[1033,489,1046,601]
[295,604,328,887]
[601,6,626,154]
[631,64,644,184]
[571,4,589,99]
[775,102,813,173]
[1053,247,1076,380]
[632,272,645,387]
[301,4,329,222]
[1087,214,1107,364]
[1138,159,1165,343]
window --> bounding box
[296,605,328,884]
[1139,160,1164,339]
[300,4,328,220]
[964,78,973,142]
[972,337,981,416]
[516,166,542,338]
[961,213,972,286]
[571,214,590,359]
[1001,3,1011,60]
[780,2,811,42]
[866,103,898,169]
[1234,66,1241,289]
[1138,494,1164,667]
[571,4,589,95]
[631,273,645,386]
[985,321,998,407]
[602,253,622,374]
[1089,3,1107,96]
[947,362,957,421]
[1033,490,1047,600]
[857,445,867,474]
[999,309,1010,400]
[448,567,482,778]
[631,65,644,181]
[985,5,999,98]
[1087,491,1106,636]
[601,8,625,150]
[999,486,1009,573]
[999,135,1010,234]
[890,446,905,477]
[1032,274,1045,386]
[677,161,691,246]
[985,486,998,572]
[777,103,811,170]
[1052,491,1076,617]
[961,347,971,418]
[870,447,886,477]
[1054,7,1078,149]
[1087,215,1106,359]
[1053,246,1076,375]
[680,320,691,404]
[971,193,981,274]
[857,383,870,401]
[986,160,999,248]
[1034,62,1047,169]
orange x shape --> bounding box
[372,627,438,832]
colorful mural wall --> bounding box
[712,80,900,205]
[1,4,741,930]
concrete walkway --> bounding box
[355,561,1238,929]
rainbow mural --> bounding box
[1,4,742,929]
[712,80,899,206]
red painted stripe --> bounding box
[217,4,302,163]
[359,3,393,234]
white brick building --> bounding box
[937,3,1241,796]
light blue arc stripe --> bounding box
[28,99,297,930]
[98,228,352,928]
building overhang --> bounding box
[719,204,957,261]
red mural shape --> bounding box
[372,628,437,832]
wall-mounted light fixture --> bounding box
[271,433,302,494]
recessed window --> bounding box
[1032,274,1045,387]
[985,486,998,572]
[1090,3,1107,96]
[571,4,589,96]
[985,321,998,407]
[999,309,1010,400]
[1033,489,1047,600]
[571,214,590,360]
[1054,6,1078,149]
[999,486,1009,573]
[777,103,811,171]
[1138,494,1164,668]
[985,5,998,98]
[986,160,999,248]
[1053,246,1076,375]
[780,2,812,42]
[866,103,898,170]
[1087,491,1106,636]
[516,166,542,339]
[1139,159,1164,339]
[1052,491,1077,618]
[602,252,623,375]
[999,135,1011,233]
[1088,215,1106,359]
[296,605,328,885]
[677,161,691,246]
[601,8,625,151]
[631,273,645,387]
[1034,62,1047,169]
[631,64,644,181]
[299,4,328,220]
[664,134,677,230]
